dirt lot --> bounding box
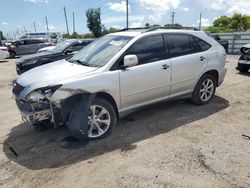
[0,56,249,188]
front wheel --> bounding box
[191,74,216,105]
[68,97,117,141]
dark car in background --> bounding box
[212,35,229,53]
[7,38,51,58]
[15,39,94,74]
[236,44,250,73]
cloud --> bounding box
[1,21,8,25]
[48,24,55,30]
[103,15,144,24]
[111,25,124,29]
[183,7,189,12]
[204,0,250,15]
[136,0,181,25]
[196,18,211,27]
[24,0,49,3]
[108,1,130,13]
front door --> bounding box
[119,35,171,110]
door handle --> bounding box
[200,56,206,61]
[162,64,170,70]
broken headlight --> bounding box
[26,85,62,102]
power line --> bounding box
[64,6,69,34]
[171,12,175,25]
[45,16,49,32]
[126,0,129,29]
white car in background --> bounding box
[37,46,55,53]
[0,47,10,59]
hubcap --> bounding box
[199,79,214,102]
[88,105,111,138]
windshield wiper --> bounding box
[69,59,90,66]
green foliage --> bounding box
[86,8,102,38]
[145,23,150,28]
[205,14,250,33]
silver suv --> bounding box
[13,29,227,141]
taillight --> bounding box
[48,43,52,46]
[0,48,7,51]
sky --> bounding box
[0,0,250,38]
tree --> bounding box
[86,8,102,38]
[213,16,230,27]
[145,23,150,28]
[205,14,250,33]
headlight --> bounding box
[26,85,62,102]
[27,91,45,102]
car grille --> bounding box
[12,82,25,96]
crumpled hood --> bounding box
[17,59,98,90]
[16,52,53,64]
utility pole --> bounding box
[64,6,69,34]
[73,11,75,34]
[23,26,26,32]
[126,0,129,29]
[45,16,49,32]
[199,12,202,30]
[33,22,37,32]
[171,12,175,25]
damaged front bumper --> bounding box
[15,98,51,124]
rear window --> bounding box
[165,34,192,58]
[189,35,211,52]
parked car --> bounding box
[12,29,227,141]
[0,47,10,59]
[15,39,94,74]
[211,35,228,53]
[7,38,51,58]
[236,44,250,73]
[37,46,55,53]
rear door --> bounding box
[27,40,46,53]
[164,33,209,97]
[119,35,171,110]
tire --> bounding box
[68,97,117,141]
[191,74,216,105]
[9,50,16,58]
[237,63,249,73]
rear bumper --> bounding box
[218,67,227,86]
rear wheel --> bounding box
[191,74,216,105]
[237,63,249,73]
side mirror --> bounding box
[123,55,138,68]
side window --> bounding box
[165,34,192,58]
[126,35,165,65]
[69,42,85,51]
[18,40,25,45]
[190,35,211,52]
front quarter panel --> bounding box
[51,70,121,108]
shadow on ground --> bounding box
[3,96,229,170]
[236,72,250,77]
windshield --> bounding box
[69,35,132,67]
[50,40,73,53]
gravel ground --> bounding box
[0,55,249,188]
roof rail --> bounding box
[118,26,199,33]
